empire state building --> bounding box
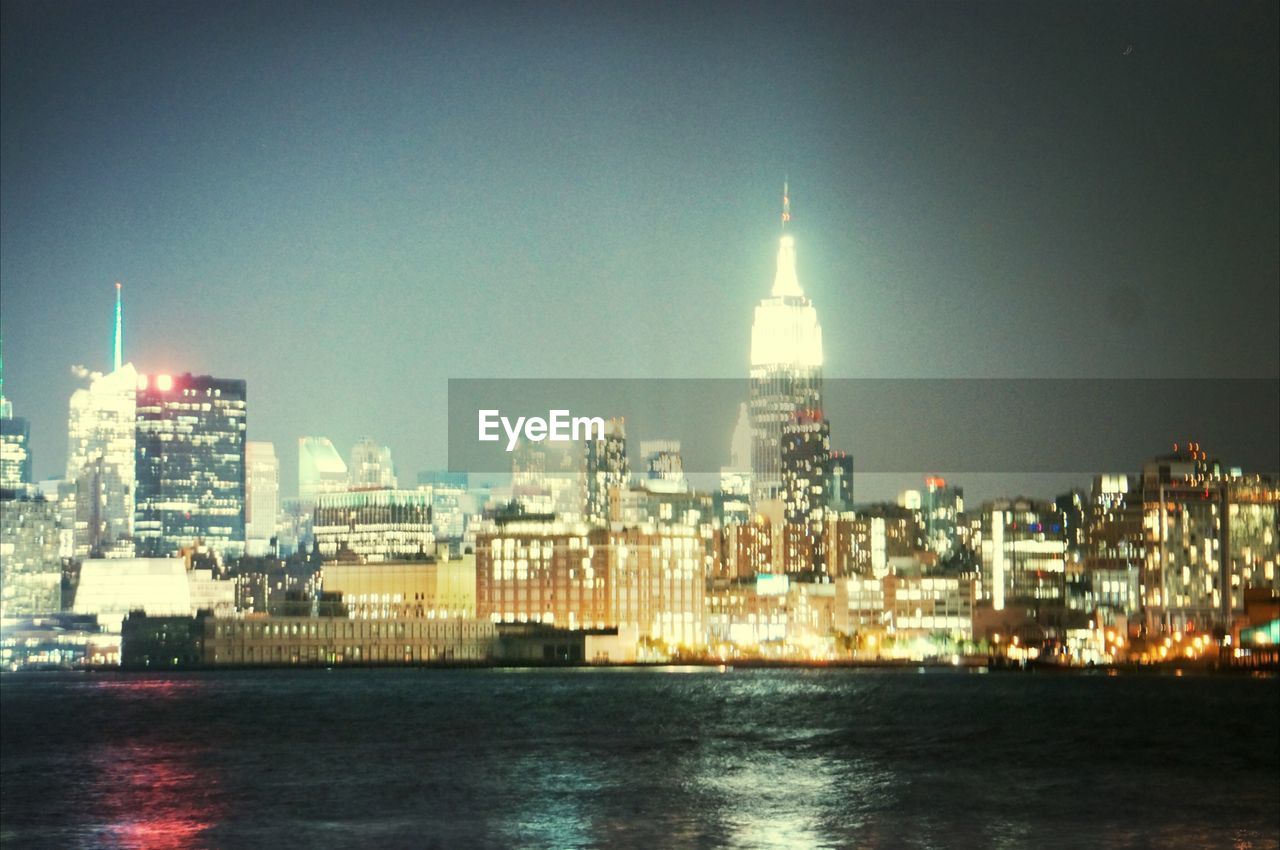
[748,183,824,507]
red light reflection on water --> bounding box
[89,739,223,849]
[84,678,224,848]
[88,677,205,697]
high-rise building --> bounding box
[976,499,1067,612]
[583,417,628,525]
[826,452,854,514]
[349,437,397,489]
[0,417,31,492]
[749,183,823,507]
[245,441,279,556]
[476,518,707,647]
[1138,444,1278,634]
[780,409,830,574]
[134,373,247,558]
[1080,473,1144,618]
[417,471,470,545]
[640,439,686,492]
[64,285,139,559]
[312,489,434,562]
[608,524,706,648]
[477,519,611,629]
[0,491,63,616]
[66,363,138,558]
[900,477,964,557]
[0,338,33,492]
[298,437,348,504]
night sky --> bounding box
[2,0,1276,500]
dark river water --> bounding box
[1,668,1277,849]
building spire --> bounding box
[771,181,803,297]
[0,332,10,420]
[112,282,123,373]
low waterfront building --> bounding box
[121,611,498,667]
[493,623,637,663]
[476,519,611,629]
[836,571,976,653]
[72,557,235,632]
[205,614,495,665]
[608,523,707,648]
[322,555,476,619]
[0,613,118,669]
[476,518,708,649]
[705,574,790,650]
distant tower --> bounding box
[583,418,629,525]
[748,182,824,508]
[298,437,349,504]
[349,437,397,489]
[245,441,280,556]
[66,364,137,557]
[0,335,34,489]
[112,282,123,373]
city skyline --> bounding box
[2,5,1277,845]
[2,1,1277,502]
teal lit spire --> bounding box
[112,282,123,373]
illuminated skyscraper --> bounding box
[134,373,247,558]
[749,183,823,507]
[245,441,279,556]
[0,492,62,616]
[65,285,138,558]
[1138,444,1278,633]
[900,476,963,556]
[583,418,628,525]
[0,416,30,492]
[826,451,854,513]
[0,337,33,491]
[66,363,138,558]
[780,409,830,573]
[349,437,397,489]
[976,499,1067,612]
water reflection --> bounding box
[3,670,1276,849]
[85,738,223,849]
